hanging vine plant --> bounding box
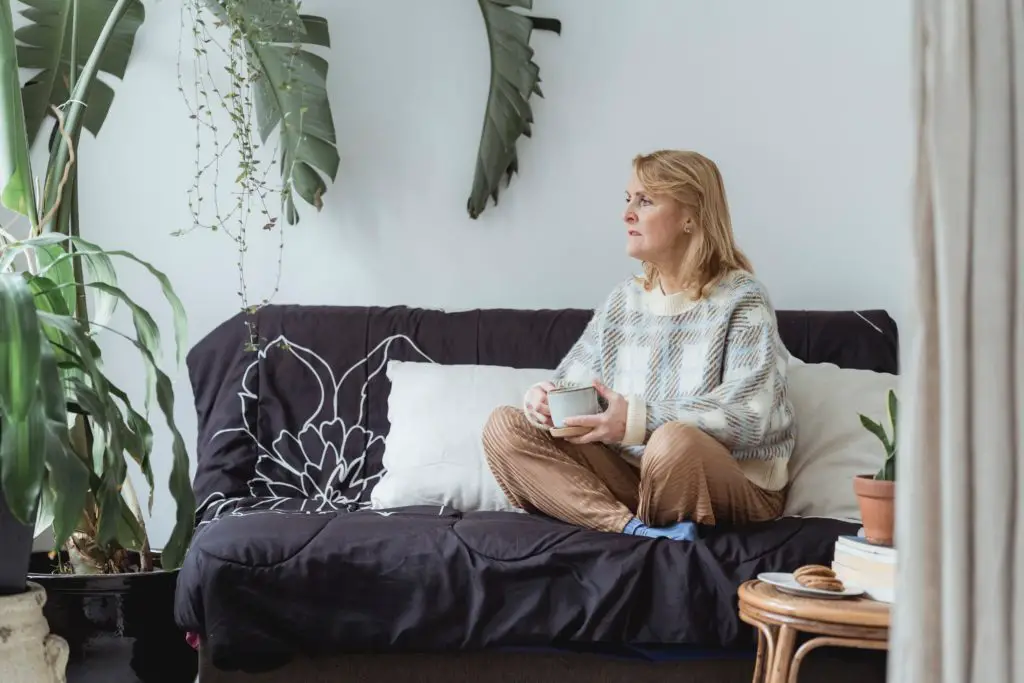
[468,0,561,219]
[177,0,339,348]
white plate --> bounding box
[757,572,865,599]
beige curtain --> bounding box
[890,1,1024,682]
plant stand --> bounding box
[0,581,69,682]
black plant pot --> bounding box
[29,551,198,683]
[0,488,33,596]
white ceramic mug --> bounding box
[547,386,601,428]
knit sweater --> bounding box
[525,270,795,491]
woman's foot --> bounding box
[623,517,697,541]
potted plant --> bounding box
[854,389,898,546]
[0,2,196,680]
[0,231,195,679]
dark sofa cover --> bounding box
[174,304,898,671]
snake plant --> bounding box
[858,389,898,482]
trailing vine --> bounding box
[176,0,332,351]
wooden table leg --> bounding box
[750,622,777,683]
[786,635,889,683]
[753,626,767,683]
[766,625,795,683]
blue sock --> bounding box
[622,517,697,541]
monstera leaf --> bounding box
[468,0,560,219]
[205,0,340,225]
[16,0,145,146]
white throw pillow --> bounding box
[371,361,551,512]
[784,363,900,520]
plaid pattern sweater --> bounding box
[527,270,794,491]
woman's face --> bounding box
[622,171,694,264]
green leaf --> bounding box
[34,240,78,318]
[886,388,898,447]
[2,234,118,327]
[64,374,154,506]
[114,497,144,551]
[468,0,560,219]
[0,403,46,525]
[0,0,39,224]
[35,311,104,395]
[24,272,76,369]
[10,235,188,367]
[37,341,89,549]
[28,237,119,327]
[0,274,42,420]
[89,281,161,409]
[876,454,896,482]
[205,1,339,224]
[104,380,153,500]
[92,323,193,569]
[16,0,145,146]
[858,413,891,453]
[38,0,138,234]
[0,274,48,524]
[33,309,120,501]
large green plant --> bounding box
[0,238,193,573]
[0,0,193,573]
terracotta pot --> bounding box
[853,474,896,547]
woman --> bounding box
[482,150,795,541]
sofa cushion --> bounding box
[783,363,900,520]
[174,504,857,671]
[371,360,548,512]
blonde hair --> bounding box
[632,150,753,298]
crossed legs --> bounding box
[482,406,784,534]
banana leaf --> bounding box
[468,0,560,219]
[0,0,39,224]
[204,0,339,225]
[17,0,145,146]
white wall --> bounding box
[65,0,914,548]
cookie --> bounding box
[797,575,845,592]
[793,564,835,581]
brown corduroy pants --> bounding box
[482,406,786,533]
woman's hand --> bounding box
[563,380,628,445]
[525,381,556,427]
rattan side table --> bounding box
[737,579,890,683]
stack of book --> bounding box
[831,533,896,603]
